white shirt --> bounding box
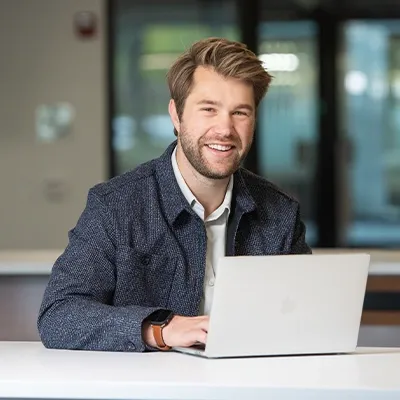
[171,147,233,315]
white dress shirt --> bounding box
[171,147,233,315]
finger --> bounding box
[197,319,209,332]
[185,329,207,345]
[190,329,207,344]
[196,330,207,344]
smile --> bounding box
[206,144,233,152]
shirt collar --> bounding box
[155,141,256,227]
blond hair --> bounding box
[167,37,272,135]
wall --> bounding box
[0,0,107,249]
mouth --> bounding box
[205,143,234,152]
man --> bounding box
[38,37,311,353]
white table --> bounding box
[0,250,61,275]
[1,342,400,400]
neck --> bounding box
[176,146,230,219]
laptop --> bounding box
[173,253,370,358]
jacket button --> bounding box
[141,255,150,265]
[128,343,136,351]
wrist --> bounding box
[144,309,174,350]
[142,321,157,348]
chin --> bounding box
[205,169,236,180]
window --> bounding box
[341,20,400,247]
[258,21,318,245]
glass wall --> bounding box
[341,20,400,247]
[111,1,400,248]
[257,21,318,245]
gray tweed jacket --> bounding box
[37,141,311,352]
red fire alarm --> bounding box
[74,11,97,39]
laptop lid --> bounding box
[203,253,370,358]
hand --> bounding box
[162,315,209,348]
[143,315,209,349]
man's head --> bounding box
[167,37,272,180]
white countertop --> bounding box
[1,342,400,400]
[313,248,400,275]
[1,249,400,275]
[0,250,60,275]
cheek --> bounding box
[236,121,254,139]
[183,111,209,130]
[190,118,214,136]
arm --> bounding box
[37,189,161,352]
[290,205,312,255]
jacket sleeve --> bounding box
[290,205,312,255]
[37,189,161,352]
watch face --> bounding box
[150,309,173,325]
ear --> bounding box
[168,99,181,134]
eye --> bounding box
[201,108,215,112]
[233,110,248,116]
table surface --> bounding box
[1,342,400,400]
[0,250,61,275]
[1,249,400,275]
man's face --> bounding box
[170,66,256,180]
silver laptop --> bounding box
[173,253,370,358]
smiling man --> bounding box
[38,37,311,353]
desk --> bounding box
[1,342,400,400]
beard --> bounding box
[178,126,252,180]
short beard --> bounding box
[178,127,250,180]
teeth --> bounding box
[208,144,232,151]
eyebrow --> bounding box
[196,99,254,112]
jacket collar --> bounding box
[155,140,256,226]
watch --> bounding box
[148,309,174,350]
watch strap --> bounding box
[152,324,171,351]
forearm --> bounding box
[38,297,160,352]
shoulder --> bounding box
[88,159,157,206]
[238,168,300,212]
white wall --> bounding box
[0,0,107,249]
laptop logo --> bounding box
[281,297,296,314]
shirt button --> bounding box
[209,278,215,286]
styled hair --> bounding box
[167,37,273,135]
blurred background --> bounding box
[2,0,400,250]
[1,0,400,344]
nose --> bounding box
[214,112,233,136]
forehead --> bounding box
[188,66,254,103]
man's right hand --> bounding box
[162,315,209,348]
[143,315,209,349]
